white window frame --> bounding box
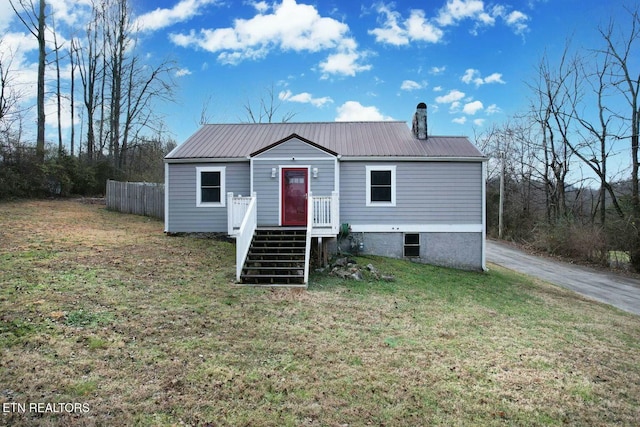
[366,165,396,207]
[196,166,226,207]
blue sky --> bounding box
[0,0,632,146]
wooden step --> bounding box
[240,228,309,287]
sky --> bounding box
[0,0,635,148]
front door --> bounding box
[282,168,308,226]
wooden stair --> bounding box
[240,228,308,286]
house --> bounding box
[164,103,488,286]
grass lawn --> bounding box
[1,200,639,426]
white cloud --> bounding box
[47,0,93,27]
[0,32,39,99]
[483,72,505,84]
[175,68,192,77]
[461,68,505,86]
[170,0,367,76]
[452,116,467,124]
[279,90,333,107]
[335,101,394,121]
[319,50,371,78]
[505,10,529,34]
[400,80,424,91]
[473,118,485,126]
[463,100,483,114]
[251,1,270,13]
[368,4,408,46]
[433,86,444,92]
[491,5,529,35]
[136,0,220,32]
[435,89,465,104]
[436,0,485,26]
[430,66,446,75]
[461,68,483,85]
[369,4,443,45]
[370,1,529,46]
[436,0,528,35]
[486,103,501,114]
[0,7,14,33]
[406,10,444,43]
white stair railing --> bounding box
[229,192,257,282]
[227,193,254,236]
[304,191,313,285]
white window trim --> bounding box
[366,165,396,207]
[196,166,226,207]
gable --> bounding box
[250,133,338,157]
[251,134,337,159]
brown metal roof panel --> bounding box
[165,122,485,159]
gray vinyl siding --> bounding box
[252,161,280,226]
[166,162,249,232]
[252,160,336,225]
[340,161,483,225]
[253,137,336,225]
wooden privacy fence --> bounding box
[106,180,164,220]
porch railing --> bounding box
[312,191,340,235]
[227,192,257,282]
[227,191,338,284]
[227,193,255,236]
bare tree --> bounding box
[568,51,625,224]
[528,48,576,223]
[51,14,64,155]
[103,0,130,169]
[242,84,297,123]
[197,93,215,126]
[76,1,104,162]
[69,39,78,156]
[10,0,47,162]
[0,40,22,126]
[98,0,176,172]
[599,6,640,269]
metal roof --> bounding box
[165,121,485,160]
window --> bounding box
[404,233,420,257]
[366,165,396,206]
[196,166,225,207]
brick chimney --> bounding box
[412,102,428,140]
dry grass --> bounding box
[1,200,639,426]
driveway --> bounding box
[486,240,640,315]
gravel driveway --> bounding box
[486,239,640,315]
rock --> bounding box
[381,274,395,282]
[350,271,363,281]
[333,257,348,267]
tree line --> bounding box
[0,0,176,198]
[2,1,640,271]
[480,6,640,270]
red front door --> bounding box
[282,168,308,226]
